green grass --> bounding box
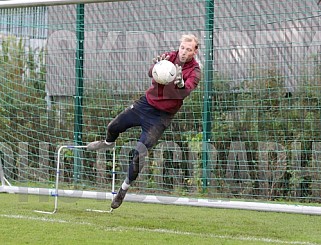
[0,193,321,245]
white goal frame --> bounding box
[0,145,117,214]
[33,145,117,214]
[0,0,131,9]
[1,144,321,215]
[1,0,321,216]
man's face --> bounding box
[178,40,198,63]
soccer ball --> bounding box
[152,60,177,85]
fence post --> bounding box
[202,0,214,192]
[74,4,85,184]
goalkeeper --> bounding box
[87,34,201,210]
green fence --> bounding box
[1,0,321,203]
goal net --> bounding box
[1,0,321,215]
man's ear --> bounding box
[194,49,199,56]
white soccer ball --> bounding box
[152,60,177,85]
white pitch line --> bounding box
[0,214,318,245]
[0,214,92,225]
[133,227,319,245]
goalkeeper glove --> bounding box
[174,64,184,88]
[152,54,170,64]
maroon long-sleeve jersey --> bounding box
[146,50,201,114]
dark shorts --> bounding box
[106,95,174,149]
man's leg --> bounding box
[111,97,174,209]
[111,144,147,209]
[111,124,167,209]
[87,105,140,151]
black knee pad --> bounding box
[128,149,140,183]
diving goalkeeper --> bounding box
[87,34,201,210]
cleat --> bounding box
[87,140,115,151]
[111,188,128,209]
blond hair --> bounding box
[180,34,199,50]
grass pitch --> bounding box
[0,193,320,245]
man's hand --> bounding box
[152,54,170,64]
[174,64,184,88]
